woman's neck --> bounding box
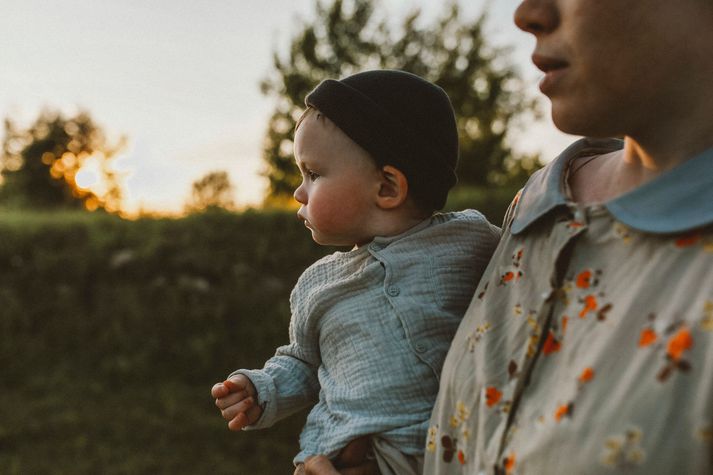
[569,131,713,206]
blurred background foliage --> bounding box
[0,210,327,473]
[260,0,541,206]
[1,110,125,213]
[185,170,237,214]
[0,0,540,473]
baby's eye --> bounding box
[306,170,320,181]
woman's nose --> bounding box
[514,0,559,36]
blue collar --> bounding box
[511,138,713,235]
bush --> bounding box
[0,209,329,474]
[444,185,519,226]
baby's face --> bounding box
[292,111,381,247]
[514,0,712,138]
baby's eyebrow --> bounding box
[295,158,311,174]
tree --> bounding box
[185,170,236,213]
[0,109,125,212]
[260,0,541,204]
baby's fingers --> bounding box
[227,411,250,431]
[215,389,251,411]
[211,382,230,399]
[221,396,255,422]
[226,399,263,431]
[244,402,263,425]
[223,379,242,392]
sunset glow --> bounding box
[0,0,575,216]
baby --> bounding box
[211,70,500,474]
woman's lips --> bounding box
[532,54,569,95]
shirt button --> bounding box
[369,243,382,251]
[387,285,400,296]
[414,343,427,353]
[574,208,586,223]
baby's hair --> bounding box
[295,106,322,131]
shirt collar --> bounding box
[371,214,434,247]
[349,214,434,253]
[511,138,713,235]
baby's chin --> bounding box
[310,232,359,248]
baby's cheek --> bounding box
[313,205,352,232]
[314,193,362,228]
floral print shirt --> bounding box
[425,138,713,474]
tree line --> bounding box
[0,0,540,216]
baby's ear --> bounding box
[376,165,409,210]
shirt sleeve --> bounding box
[230,308,321,430]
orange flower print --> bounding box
[579,294,598,318]
[666,326,693,362]
[554,402,574,422]
[513,248,524,264]
[457,450,466,465]
[542,330,562,355]
[575,268,601,289]
[485,386,502,408]
[503,452,516,475]
[657,323,694,382]
[576,270,593,288]
[561,316,569,333]
[675,232,701,248]
[578,367,595,384]
[499,270,523,286]
[638,327,658,347]
[499,248,525,286]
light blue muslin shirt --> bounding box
[232,210,501,464]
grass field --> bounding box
[0,375,306,474]
[0,210,321,474]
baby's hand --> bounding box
[211,375,262,431]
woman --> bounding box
[306,0,713,472]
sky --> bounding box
[0,0,575,215]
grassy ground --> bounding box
[0,371,305,474]
[0,210,319,474]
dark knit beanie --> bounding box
[304,70,458,211]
